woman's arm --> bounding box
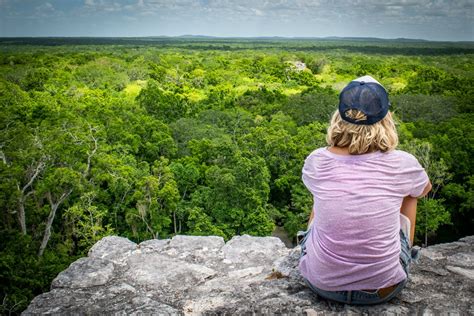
[418,181,432,198]
[400,196,417,244]
[307,208,315,229]
[401,181,432,244]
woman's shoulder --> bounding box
[388,150,420,164]
[304,148,420,165]
[308,147,327,157]
[302,147,327,171]
[304,147,328,162]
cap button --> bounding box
[360,81,365,85]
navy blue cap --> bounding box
[339,75,390,125]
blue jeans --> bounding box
[299,229,417,305]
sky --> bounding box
[0,0,473,41]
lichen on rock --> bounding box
[23,235,474,315]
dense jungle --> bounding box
[0,37,473,313]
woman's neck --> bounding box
[328,146,379,156]
[328,146,351,155]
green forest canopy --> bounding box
[0,38,473,313]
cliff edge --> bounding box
[23,235,474,315]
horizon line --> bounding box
[0,35,473,43]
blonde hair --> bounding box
[326,110,398,154]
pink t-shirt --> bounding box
[298,147,429,291]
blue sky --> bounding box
[0,0,472,41]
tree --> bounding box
[400,140,452,245]
[283,91,337,126]
[391,94,457,123]
[37,167,81,256]
[186,207,226,238]
[416,198,451,246]
[64,192,114,252]
[170,157,201,233]
[74,57,129,91]
[137,80,190,122]
[126,158,179,240]
[16,157,47,235]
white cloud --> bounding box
[82,0,127,14]
[251,8,264,16]
[30,2,64,18]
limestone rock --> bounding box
[446,266,474,280]
[51,257,115,289]
[23,235,474,315]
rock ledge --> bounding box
[23,235,474,315]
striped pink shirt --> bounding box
[298,148,429,291]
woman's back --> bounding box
[299,147,428,291]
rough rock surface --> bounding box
[24,235,474,315]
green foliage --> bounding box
[0,231,75,314]
[21,67,50,91]
[426,115,474,182]
[74,57,129,91]
[400,139,459,245]
[391,94,458,123]
[137,80,190,122]
[64,192,114,251]
[283,91,337,125]
[126,158,179,240]
[415,198,451,245]
[283,210,307,240]
[0,39,472,312]
[186,207,226,237]
[440,177,474,239]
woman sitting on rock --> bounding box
[298,75,431,305]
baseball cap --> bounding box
[339,75,390,125]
